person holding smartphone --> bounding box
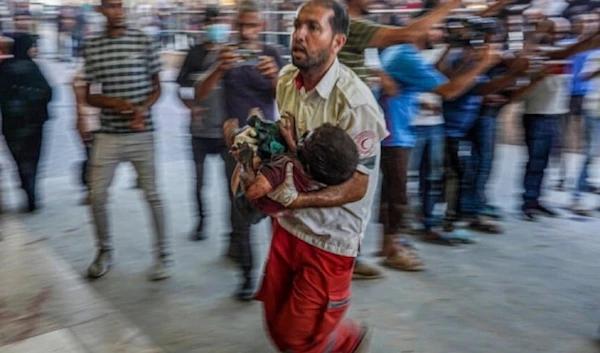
[195,0,283,302]
[177,6,230,242]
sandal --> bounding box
[422,230,457,246]
[443,229,477,244]
[382,249,426,272]
[480,205,503,219]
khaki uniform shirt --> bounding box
[275,59,389,257]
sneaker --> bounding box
[569,202,592,217]
[235,277,256,302]
[382,248,426,272]
[521,205,537,222]
[88,250,113,278]
[480,204,502,219]
[352,262,384,280]
[533,203,558,217]
[147,256,173,281]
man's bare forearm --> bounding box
[477,0,512,18]
[547,34,600,61]
[509,74,546,101]
[405,1,461,36]
[195,64,223,100]
[140,74,161,110]
[371,0,460,47]
[476,70,523,96]
[288,172,368,209]
[86,93,121,109]
[435,61,491,100]
[582,69,600,81]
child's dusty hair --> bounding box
[297,123,359,186]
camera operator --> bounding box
[439,17,530,235]
[405,27,516,246]
[510,17,600,221]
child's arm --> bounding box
[234,142,275,200]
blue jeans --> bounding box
[573,114,600,201]
[523,114,560,206]
[410,124,445,230]
[461,114,497,214]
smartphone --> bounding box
[234,48,261,67]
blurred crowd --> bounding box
[3,0,600,351]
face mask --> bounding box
[206,23,230,44]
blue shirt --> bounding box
[379,44,447,147]
[571,50,593,96]
[442,53,486,138]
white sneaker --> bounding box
[147,257,172,281]
[88,250,113,278]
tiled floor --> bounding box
[0,217,165,353]
[0,330,87,353]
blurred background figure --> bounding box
[57,5,75,62]
[0,32,52,212]
[72,66,100,205]
[176,5,230,242]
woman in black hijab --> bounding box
[0,32,52,212]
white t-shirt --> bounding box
[583,50,600,117]
[413,47,447,126]
[523,55,572,115]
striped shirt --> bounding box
[83,28,161,133]
[338,18,381,82]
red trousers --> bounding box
[256,220,362,353]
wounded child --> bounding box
[226,113,359,216]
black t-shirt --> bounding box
[176,43,211,87]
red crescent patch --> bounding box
[354,131,377,158]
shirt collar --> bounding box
[293,59,340,99]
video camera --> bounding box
[447,17,499,47]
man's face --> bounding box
[100,0,126,29]
[237,11,262,44]
[14,15,32,31]
[291,4,346,71]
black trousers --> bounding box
[4,126,44,210]
[193,137,255,280]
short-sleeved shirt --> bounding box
[252,155,321,216]
[176,44,227,138]
[413,47,448,127]
[83,28,161,133]
[223,44,282,124]
[379,44,447,147]
[275,59,389,257]
[442,51,486,138]
[582,50,600,116]
[339,18,380,82]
